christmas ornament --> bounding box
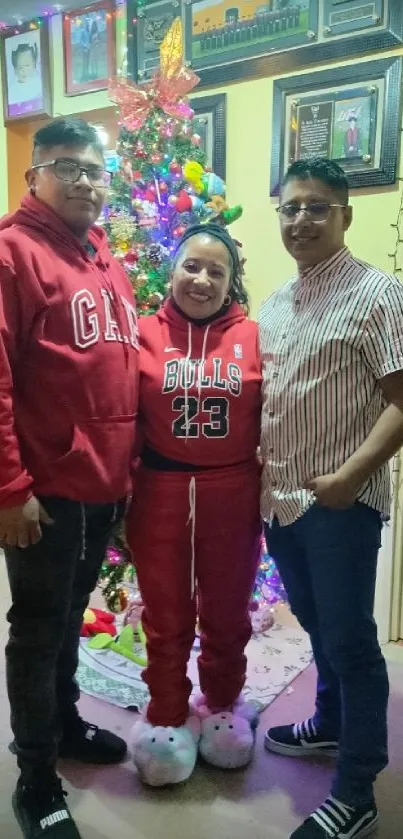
[169,161,181,175]
[147,244,163,265]
[106,586,129,613]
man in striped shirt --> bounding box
[259,158,403,839]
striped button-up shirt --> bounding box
[259,247,403,526]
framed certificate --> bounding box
[270,55,403,195]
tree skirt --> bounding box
[77,622,312,713]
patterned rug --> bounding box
[77,621,312,713]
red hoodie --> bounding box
[0,194,139,507]
[138,299,261,467]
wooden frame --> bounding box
[1,20,51,124]
[270,55,403,196]
[127,0,403,88]
[63,0,115,96]
[191,93,226,180]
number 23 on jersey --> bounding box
[173,395,229,439]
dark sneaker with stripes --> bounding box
[290,796,379,838]
[265,717,339,758]
[13,773,82,838]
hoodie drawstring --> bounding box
[187,476,196,599]
[184,322,192,439]
[198,324,210,402]
[183,322,211,439]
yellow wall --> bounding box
[192,48,403,317]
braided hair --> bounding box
[173,222,249,312]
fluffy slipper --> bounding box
[192,695,258,769]
[130,714,201,787]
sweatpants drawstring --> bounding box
[187,476,196,598]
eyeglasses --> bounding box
[31,159,112,188]
[276,202,347,224]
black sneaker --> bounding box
[290,796,379,838]
[58,719,127,764]
[265,718,339,758]
[12,774,82,838]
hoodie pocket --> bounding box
[54,414,137,495]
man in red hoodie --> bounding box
[0,118,139,839]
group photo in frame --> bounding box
[63,0,115,95]
[1,21,51,123]
[124,0,403,88]
[270,55,403,196]
[189,0,313,71]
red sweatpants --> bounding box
[126,460,261,727]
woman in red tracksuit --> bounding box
[126,223,262,787]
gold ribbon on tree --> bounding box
[109,18,199,131]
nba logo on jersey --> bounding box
[234,344,243,359]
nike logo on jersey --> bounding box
[164,346,180,353]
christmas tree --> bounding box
[103,17,242,315]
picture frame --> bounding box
[177,0,402,88]
[131,0,181,82]
[63,0,115,96]
[1,20,51,123]
[190,93,226,180]
[270,55,403,196]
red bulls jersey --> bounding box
[138,299,261,467]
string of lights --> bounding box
[0,2,126,35]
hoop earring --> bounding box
[223,294,232,307]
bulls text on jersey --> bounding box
[162,357,242,397]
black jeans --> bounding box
[264,502,389,807]
[5,496,125,779]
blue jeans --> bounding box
[264,503,389,806]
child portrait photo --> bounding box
[3,28,44,119]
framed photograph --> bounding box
[188,0,317,76]
[63,1,115,95]
[177,0,403,87]
[270,55,403,196]
[191,93,226,180]
[1,21,51,123]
